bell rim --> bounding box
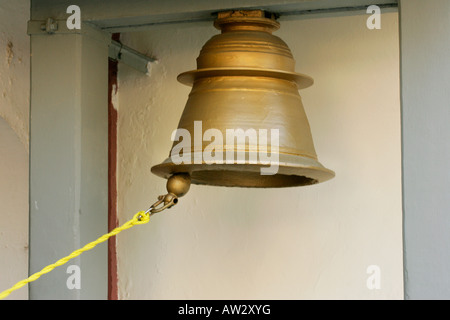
[177,67,314,89]
[151,154,335,188]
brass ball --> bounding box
[166,173,191,198]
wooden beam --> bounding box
[32,0,397,32]
[107,33,119,301]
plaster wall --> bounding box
[0,0,30,300]
[0,0,30,149]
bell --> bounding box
[151,10,334,189]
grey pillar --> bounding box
[400,0,450,299]
[29,22,109,299]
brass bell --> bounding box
[151,10,334,190]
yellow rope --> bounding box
[0,210,150,300]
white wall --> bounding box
[0,0,29,300]
[28,28,109,300]
[400,0,450,299]
[116,11,402,299]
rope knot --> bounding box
[133,211,150,224]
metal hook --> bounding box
[139,194,179,221]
